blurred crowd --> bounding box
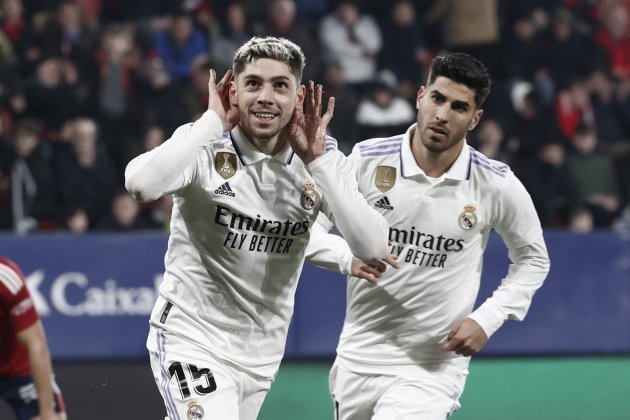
[0,0,629,234]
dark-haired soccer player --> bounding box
[308,52,550,419]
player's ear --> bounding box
[229,80,237,106]
[416,86,426,109]
[296,83,305,106]
[469,109,484,131]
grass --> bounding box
[259,356,630,420]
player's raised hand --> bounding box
[351,254,399,283]
[208,69,239,132]
[441,318,488,357]
[288,81,335,164]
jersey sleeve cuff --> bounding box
[194,110,225,140]
[467,305,506,338]
[305,151,335,174]
[341,252,354,276]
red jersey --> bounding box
[0,257,39,377]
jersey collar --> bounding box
[230,125,295,166]
[401,123,472,181]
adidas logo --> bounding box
[215,182,235,197]
[374,196,393,210]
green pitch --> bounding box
[259,357,630,420]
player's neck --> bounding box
[245,129,288,156]
[412,136,463,178]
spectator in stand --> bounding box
[9,117,57,233]
[0,28,26,131]
[180,60,212,123]
[152,11,209,83]
[257,0,322,82]
[537,7,606,92]
[588,69,630,161]
[23,56,81,139]
[144,192,173,231]
[521,140,572,227]
[98,0,178,26]
[507,86,557,165]
[319,0,382,93]
[423,0,504,78]
[567,205,594,232]
[469,118,515,165]
[213,0,268,28]
[555,77,594,143]
[566,123,622,227]
[98,0,179,57]
[0,256,67,420]
[93,23,139,176]
[321,59,359,154]
[60,206,89,233]
[378,0,428,103]
[32,0,100,81]
[123,123,166,168]
[355,73,415,141]
[210,2,251,77]
[130,50,191,136]
[98,188,151,231]
[141,123,166,152]
[54,117,116,229]
[502,9,558,105]
[0,0,40,79]
[595,0,630,80]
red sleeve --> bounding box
[0,257,39,332]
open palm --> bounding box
[288,81,335,164]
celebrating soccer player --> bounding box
[125,36,389,420]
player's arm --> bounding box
[287,85,389,262]
[125,69,236,202]
[444,174,550,356]
[306,214,397,283]
[17,320,60,420]
[310,154,389,262]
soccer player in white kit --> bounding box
[307,53,551,419]
[124,36,389,420]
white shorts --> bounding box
[147,325,272,420]
[329,361,467,420]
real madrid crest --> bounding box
[187,401,204,419]
[300,182,320,210]
[215,152,238,179]
[375,166,396,192]
[458,204,478,230]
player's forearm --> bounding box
[305,221,354,275]
[125,110,223,201]
[468,240,550,338]
[307,151,389,262]
[27,340,56,415]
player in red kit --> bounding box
[0,257,66,420]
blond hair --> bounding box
[233,36,305,82]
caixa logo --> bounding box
[25,271,163,316]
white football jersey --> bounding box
[126,110,388,379]
[308,124,550,376]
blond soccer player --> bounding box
[125,36,389,420]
